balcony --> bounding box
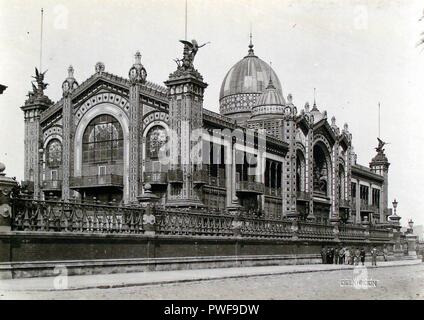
[42,180,62,191]
[70,174,123,189]
[143,171,167,185]
[265,187,282,197]
[236,181,264,195]
[297,191,310,202]
[168,168,183,184]
[193,169,209,185]
[360,201,376,212]
[339,199,350,209]
[313,190,328,198]
[207,176,226,188]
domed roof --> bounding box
[255,79,285,107]
[250,79,286,119]
[219,42,283,101]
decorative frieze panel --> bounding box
[142,111,170,127]
[219,93,258,115]
[43,126,63,142]
[75,93,129,126]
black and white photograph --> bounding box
[0,0,423,303]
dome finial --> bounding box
[68,65,74,78]
[265,61,275,89]
[134,51,141,65]
[248,25,255,56]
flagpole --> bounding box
[185,0,187,40]
[40,8,44,71]
[378,102,381,138]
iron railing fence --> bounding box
[9,197,394,242]
[155,209,234,237]
[11,198,144,233]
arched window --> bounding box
[339,164,345,200]
[146,126,167,160]
[82,115,123,163]
[313,144,329,196]
[46,139,62,167]
[296,150,306,192]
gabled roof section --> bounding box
[313,118,336,145]
[40,71,169,124]
[72,71,169,105]
[296,114,311,136]
[339,132,350,151]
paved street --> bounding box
[1,261,423,299]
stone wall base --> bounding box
[0,254,322,279]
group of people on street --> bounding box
[321,246,385,266]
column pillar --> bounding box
[306,126,315,220]
[164,41,208,207]
[61,66,78,201]
[128,52,147,204]
[355,180,361,224]
[283,95,298,219]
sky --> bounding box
[0,0,423,227]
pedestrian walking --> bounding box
[321,246,326,264]
[360,248,366,266]
[371,246,378,266]
[339,247,345,265]
[326,247,331,264]
[345,248,351,265]
[334,247,340,265]
[354,248,360,265]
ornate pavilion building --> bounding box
[21,38,391,225]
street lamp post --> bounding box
[392,199,398,215]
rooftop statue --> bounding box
[25,67,52,106]
[376,137,386,153]
[172,39,209,76]
[32,68,48,95]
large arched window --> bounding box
[82,115,123,163]
[313,143,330,196]
[339,164,345,200]
[46,139,62,167]
[296,150,306,192]
[146,126,167,160]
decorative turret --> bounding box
[95,62,105,74]
[282,93,298,218]
[61,65,79,200]
[165,40,208,207]
[62,65,79,97]
[128,51,147,85]
[128,51,147,203]
[21,68,53,199]
[370,138,390,222]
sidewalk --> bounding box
[0,259,421,292]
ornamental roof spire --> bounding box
[248,29,255,56]
[311,87,319,111]
[134,51,142,65]
[68,65,74,78]
[266,61,275,89]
